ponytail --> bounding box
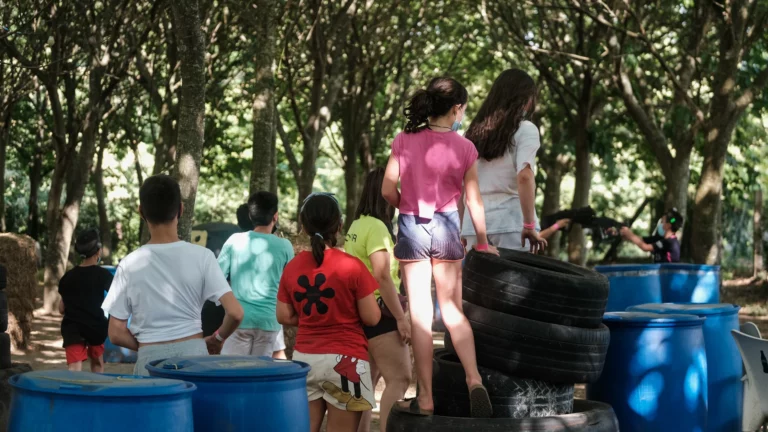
[403,77,468,134]
[300,193,342,267]
[403,90,433,133]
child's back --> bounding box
[106,241,230,343]
[278,248,376,359]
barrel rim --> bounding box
[603,311,705,327]
[9,372,197,397]
[628,303,740,317]
[145,356,311,380]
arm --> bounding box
[108,317,139,351]
[215,292,244,339]
[382,155,401,209]
[539,218,569,240]
[518,166,537,226]
[621,227,655,252]
[464,162,497,254]
[458,189,466,231]
[357,293,381,327]
[276,300,299,327]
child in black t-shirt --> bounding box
[620,209,683,263]
[59,228,113,372]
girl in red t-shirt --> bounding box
[277,193,381,432]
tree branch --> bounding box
[275,114,301,180]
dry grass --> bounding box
[0,234,38,351]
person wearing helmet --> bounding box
[58,228,113,372]
[620,208,683,263]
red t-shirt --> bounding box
[278,248,378,360]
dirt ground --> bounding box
[11,279,766,430]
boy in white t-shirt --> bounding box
[102,174,244,375]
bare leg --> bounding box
[89,354,105,374]
[68,361,83,372]
[433,260,482,388]
[309,399,327,432]
[368,331,412,432]
[402,260,434,411]
[326,404,363,432]
[357,355,380,432]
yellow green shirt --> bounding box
[345,215,400,298]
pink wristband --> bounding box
[552,223,560,231]
[523,222,536,230]
[475,243,489,251]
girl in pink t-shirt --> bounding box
[382,77,499,418]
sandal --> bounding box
[395,398,434,416]
[469,384,493,418]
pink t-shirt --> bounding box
[392,129,479,219]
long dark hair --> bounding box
[465,69,537,161]
[404,77,468,133]
[355,168,395,242]
[300,193,342,267]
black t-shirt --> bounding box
[58,266,113,346]
[642,235,681,263]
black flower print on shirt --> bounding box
[295,273,336,315]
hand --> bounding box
[557,218,570,229]
[474,244,499,256]
[396,317,411,345]
[461,237,467,249]
[620,226,632,238]
[521,228,547,254]
[204,335,224,355]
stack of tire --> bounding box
[388,248,619,431]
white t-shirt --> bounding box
[102,241,232,344]
[462,120,541,236]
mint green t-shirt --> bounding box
[217,231,295,331]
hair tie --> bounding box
[314,233,324,240]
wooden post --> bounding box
[755,188,764,278]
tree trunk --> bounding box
[567,127,591,266]
[343,139,358,229]
[0,108,9,232]
[755,188,764,278]
[248,0,278,195]
[541,154,568,259]
[27,146,43,240]
[94,140,112,264]
[171,0,206,242]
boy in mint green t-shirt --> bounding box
[218,192,294,356]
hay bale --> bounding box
[0,234,37,350]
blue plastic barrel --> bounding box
[659,264,721,303]
[628,303,741,432]
[594,264,663,312]
[8,371,195,432]
[586,312,707,432]
[147,356,310,432]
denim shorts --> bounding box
[394,212,465,262]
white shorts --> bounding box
[221,328,278,357]
[273,325,286,352]
[293,351,376,412]
[464,233,526,251]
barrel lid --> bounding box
[659,263,720,272]
[594,264,662,275]
[629,303,740,317]
[603,311,704,327]
[9,371,194,397]
[146,356,311,379]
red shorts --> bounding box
[65,343,105,364]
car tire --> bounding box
[463,249,609,328]
[386,399,619,432]
[445,301,610,383]
[433,350,573,419]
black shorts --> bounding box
[364,314,399,340]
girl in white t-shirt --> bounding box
[461,69,548,253]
